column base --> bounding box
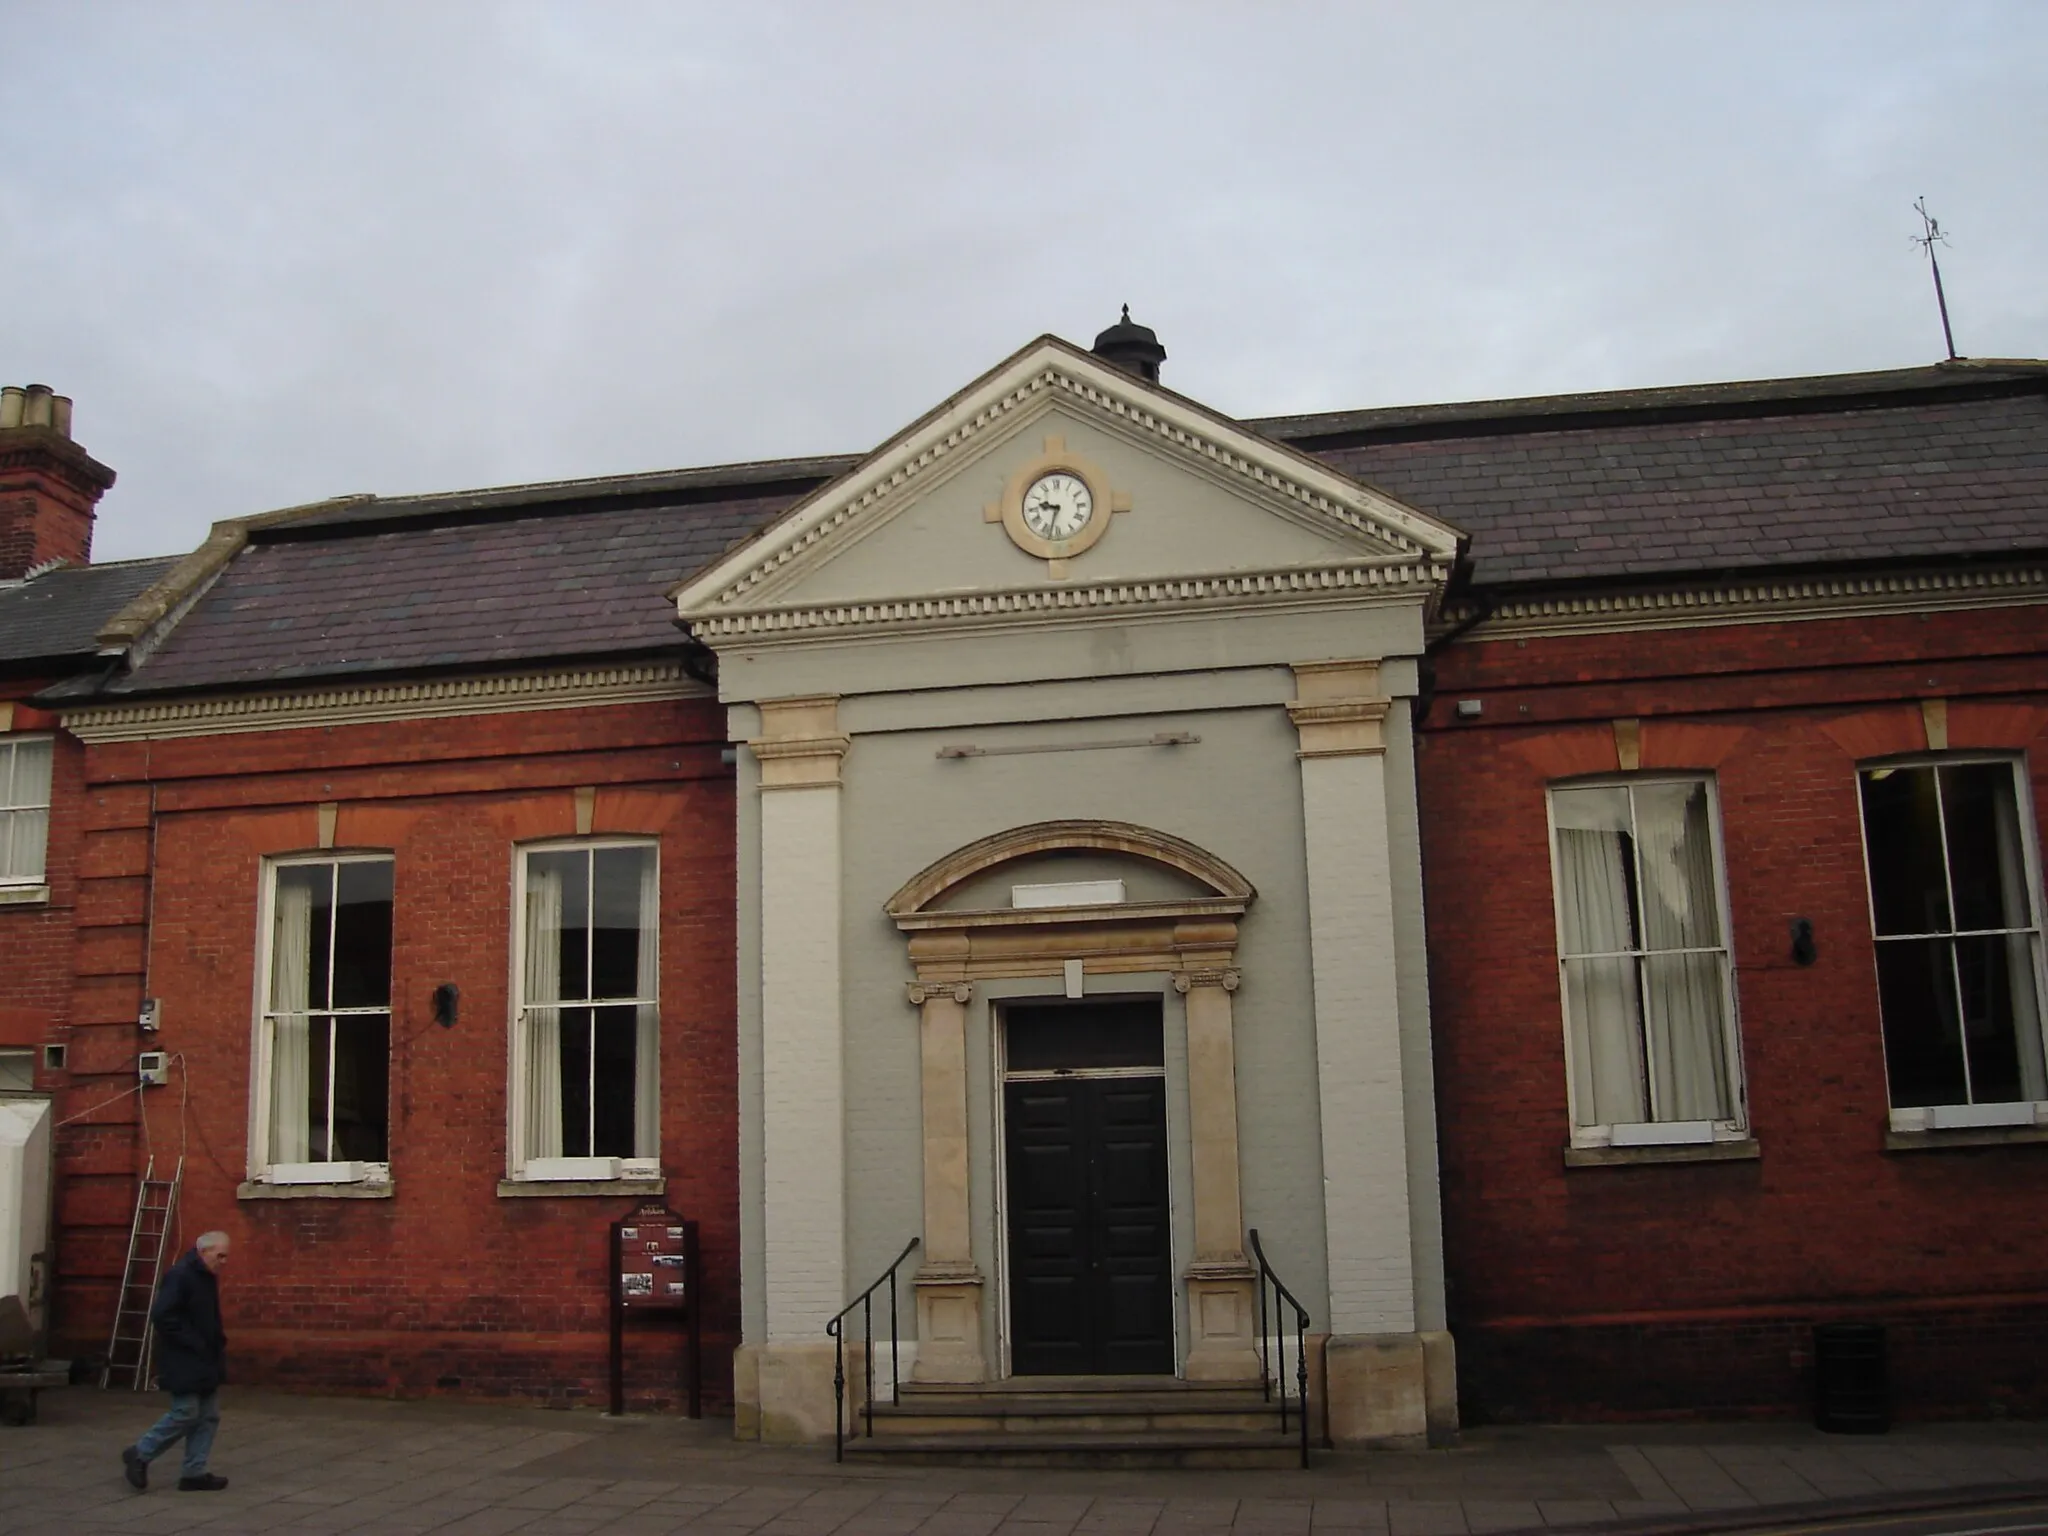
[1324,1331,1460,1448]
[912,1264,988,1383]
[732,1341,845,1443]
[1184,1260,1263,1382]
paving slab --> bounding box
[6,1385,2047,1536]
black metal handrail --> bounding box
[824,1236,919,1463]
[1249,1227,1312,1469]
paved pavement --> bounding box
[5,1386,2047,1536]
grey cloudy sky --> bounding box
[4,2,2045,562]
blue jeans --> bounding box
[134,1390,219,1477]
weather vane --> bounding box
[1911,197,1958,361]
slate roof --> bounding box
[1259,363,2048,590]
[0,557,179,671]
[96,489,811,696]
[44,359,2048,703]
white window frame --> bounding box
[507,837,661,1183]
[0,734,55,900]
[1546,773,1748,1149]
[1854,754,2048,1133]
[247,852,395,1187]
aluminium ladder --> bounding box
[100,1157,182,1390]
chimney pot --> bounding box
[22,384,55,429]
[0,387,22,429]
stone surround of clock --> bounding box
[985,434,1132,576]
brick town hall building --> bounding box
[1,324,2045,1446]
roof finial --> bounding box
[1091,307,1166,384]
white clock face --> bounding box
[1020,472,1094,540]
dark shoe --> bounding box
[177,1473,228,1491]
[121,1445,147,1491]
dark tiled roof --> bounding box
[0,558,178,669]
[102,492,805,696]
[1286,385,2048,589]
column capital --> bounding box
[906,980,974,1006]
[750,694,849,788]
[1288,660,1391,759]
[1173,968,1240,994]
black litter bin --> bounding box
[1813,1323,1888,1433]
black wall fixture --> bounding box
[433,982,460,1027]
[1789,918,1817,967]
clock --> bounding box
[986,435,1131,573]
[1021,472,1093,540]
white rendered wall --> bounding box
[0,1098,53,1325]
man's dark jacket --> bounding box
[150,1248,227,1395]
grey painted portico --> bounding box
[676,337,1463,1446]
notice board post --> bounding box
[608,1202,702,1417]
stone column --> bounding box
[752,696,849,1441]
[907,975,988,1381]
[1174,939,1262,1382]
[1288,660,1429,1445]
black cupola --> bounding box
[1090,305,1167,383]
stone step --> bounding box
[840,1429,1308,1469]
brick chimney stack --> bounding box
[0,384,117,578]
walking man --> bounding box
[121,1229,230,1492]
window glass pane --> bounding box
[1953,933,2048,1105]
[1561,954,1646,1125]
[591,1003,640,1157]
[531,849,591,1002]
[331,861,393,1008]
[1875,938,1967,1107]
[558,1004,594,1156]
[1941,763,2031,933]
[590,845,651,1000]
[1862,767,1951,936]
[1,808,47,882]
[3,739,53,808]
[1006,1002,1165,1071]
[1555,825,1636,958]
[18,739,52,805]
[330,1014,390,1161]
[1641,951,1733,1119]
[1553,784,1631,836]
[274,864,334,1009]
[1634,782,1722,950]
[0,1050,32,1092]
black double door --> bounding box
[1004,1063,1174,1376]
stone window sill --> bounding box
[1885,1125,2048,1153]
[497,1176,666,1199]
[238,1180,394,1200]
[1564,1137,1760,1169]
[0,885,50,907]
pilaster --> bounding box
[1288,660,1416,1337]
[907,975,987,1382]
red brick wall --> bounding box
[0,440,108,578]
[1419,602,2048,1421]
[50,695,739,1410]
[0,698,81,1054]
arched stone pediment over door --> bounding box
[886,819,1264,1386]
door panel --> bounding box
[1005,1073,1173,1375]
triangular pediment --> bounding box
[673,336,1460,645]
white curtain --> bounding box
[635,850,660,1159]
[1,738,53,883]
[1991,784,2048,1101]
[1635,784,1734,1121]
[1556,787,1646,1127]
[268,877,315,1164]
[523,866,564,1161]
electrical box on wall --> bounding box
[137,1052,169,1087]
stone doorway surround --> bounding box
[885,820,1263,1385]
